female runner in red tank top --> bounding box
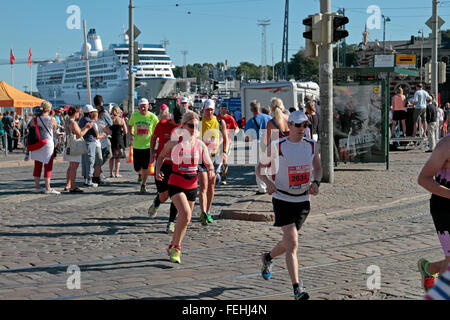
[155,112,215,263]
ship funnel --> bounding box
[87,28,103,52]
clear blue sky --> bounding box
[2,0,450,92]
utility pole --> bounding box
[258,19,271,81]
[83,20,92,105]
[128,0,135,114]
[180,50,188,79]
[282,0,289,80]
[419,29,424,83]
[431,0,438,99]
[319,0,334,183]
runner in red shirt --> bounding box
[156,111,215,263]
[217,104,240,185]
[148,106,183,234]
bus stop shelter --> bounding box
[333,67,420,170]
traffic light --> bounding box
[212,80,219,91]
[439,61,446,84]
[331,14,349,44]
[302,14,321,58]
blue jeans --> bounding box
[81,141,97,179]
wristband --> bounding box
[208,168,215,172]
[313,180,321,187]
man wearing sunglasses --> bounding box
[256,110,322,301]
[198,99,228,226]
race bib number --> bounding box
[288,165,310,187]
[205,138,218,153]
[136,125,149,137]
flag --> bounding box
[28,48,32,67]
[10,48,15,65]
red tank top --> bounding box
[169,138,201,189]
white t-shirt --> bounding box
[270,137,316,203]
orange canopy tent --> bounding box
[0,81,44,115]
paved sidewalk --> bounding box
[221,148,432,221]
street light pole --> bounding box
[382,15,391,54]
[419,29,424,83]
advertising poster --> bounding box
[333,84,384,163]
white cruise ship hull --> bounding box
[136,78,176,99]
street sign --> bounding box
[395,54,416,69]
[126,25,141,40]
[374,55,395,68]
[131,66,138,73]
[426,16,445,30]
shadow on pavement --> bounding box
[142,286,253,300]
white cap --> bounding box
[180,97,189,104]
[139,98,149,106]
[288,110,310,124]
[83,104,96,113]
[204,99,215,110]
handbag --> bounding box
[66,125,87,156]
[26,118,48,151]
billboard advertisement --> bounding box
[333,83,384,163]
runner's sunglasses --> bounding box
[289,122,309,128]
[186,123,199,129]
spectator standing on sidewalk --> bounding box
[79,104,100,188]
[256,110,322,300]
[244,100,271,194]
[63,106,93,193]
[30,101,60,194]
[437,104,445,139]
[412,83,430,137]
[418,132,450,293]
[426,96,438,153]
[2,111,14,152]
[92,106,112,185]
[391,87,407,138]
[108,106,128,178]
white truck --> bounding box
[240,81,320,121]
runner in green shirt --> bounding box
[128,98,159,193]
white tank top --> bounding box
[272,137,316,203]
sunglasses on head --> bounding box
[290,122,309,128]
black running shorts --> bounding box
[430,193,450,257]
[155,163,173,194]
[168,184,197,202]
[272,198,310,231]
[133,148,150,172]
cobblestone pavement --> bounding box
[0,144,444,300]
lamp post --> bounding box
[382,15,391,54]
[419,29,424,83]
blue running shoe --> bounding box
[294,287,310,300]
[261,252,273,280]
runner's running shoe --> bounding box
[418,258,438,292]
[168,247,181,263]
[140,185,146,194]
[220,180,227,185]
[200,212,208,226]
[166,222,175,234]
[206,212,214,224]
[137,174,142,184]
[148,203,158,218]
[261,252,273,280]
[294,287,310,300]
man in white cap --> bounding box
[180,97,191,115]
[128,98,159,193]
[198,99,228,226]
[256,110,322,301]
[79,104,100,187]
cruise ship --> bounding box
[36,29,176,106]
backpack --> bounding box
[27,117,50,151]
